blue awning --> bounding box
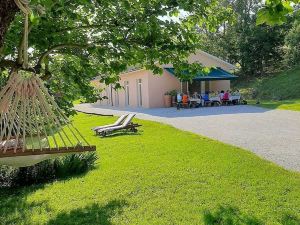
[165,67,238,81]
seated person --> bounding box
[222,90,230,102]
[192,92,199,99]
[203,91,210,101]
[218,90,224,101]
[234,90,241,96]
[182,93,189,104]
[202,91,211,106]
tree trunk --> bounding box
[0,0,18,50]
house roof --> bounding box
[189,50,236,71]
[164,67,238,81]
[118,50,237,76]
[162,50,236,72]
[91,50,236,81]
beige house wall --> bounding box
[209,80,231,92]
[118,69,150,108]
[162,50,236,72]
[147,70,181,108]
[187,50,236,72]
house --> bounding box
[91,50,237,108]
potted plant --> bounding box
[169,90,178,107]
[164,91,172,107]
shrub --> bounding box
[53,152,98,178]
[0,166,18,187]
[0,152,98,188]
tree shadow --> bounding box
[203,206,263,225]
[99,131,142,138]
[280,213,300,225]
[0,185,128,224]
[203,206,300,225]
[47,200,128,225]
[0,184,48,224]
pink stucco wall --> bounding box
[118,69,150,108]
[209,80,231,92]
[92,69,181,108]
[147,70,181,108]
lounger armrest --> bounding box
[92,124,115,131]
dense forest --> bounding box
[200,0,300,78]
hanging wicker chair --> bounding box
[0,72,96,167]
[0,0,96,167]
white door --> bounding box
[136,79,142,107]
[124,81,129,106]
[114,90,119,107]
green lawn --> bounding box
[249,99,300,112]
[234,67,300,112]
[1,113,299,225]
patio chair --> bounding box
[203,100,212,107]
[97,114,141,137]
[222,99,232,106]
[92,114,128,133]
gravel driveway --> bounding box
[75,104,300,172]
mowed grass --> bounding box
[0,113,299,225]
[248,99,300,112]
[235,67,300,112]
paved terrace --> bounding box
[75,103,300,172]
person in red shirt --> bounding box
[223,90,230,101]
[222,90,231,105]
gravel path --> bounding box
[75,104,300,172]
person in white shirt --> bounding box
[218,90,224,101]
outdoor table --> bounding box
[210,96,221,102]
[189,98,201,104]
[189,98,201,107]
[230,95,241,104]
[230,95,241,101]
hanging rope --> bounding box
[14,0,31,69]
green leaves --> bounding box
[29,12,40,25]
[1,0,232,110]
[257,0,299,25]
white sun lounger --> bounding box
[97,114,141,137]
[92,114,128,132]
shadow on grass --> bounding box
[0,184,48,224]
[96,131,142,139]
[0,186,127,225]
[280,214,300,225]
[203,206,300,225]
[47,200,128,225]
[203,206,263,225]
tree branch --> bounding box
[36,43,89,69]
[55,24,105,33]
[0,59,17,69]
